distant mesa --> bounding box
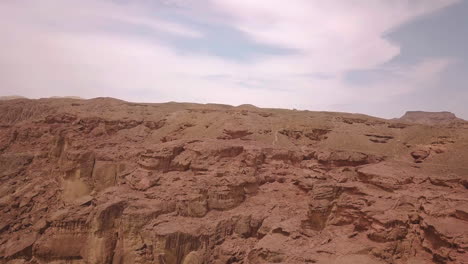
[236,104,259,109]
[399,111,463,125]
[0,95,27,100]
[48,96,84,99]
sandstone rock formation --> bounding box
[399,111,463,125]
[0,98,467,264]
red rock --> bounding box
[0,98,467,264]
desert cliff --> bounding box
[0,98,467,264]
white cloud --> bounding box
[0,0,459,116]
[209,0,458,73]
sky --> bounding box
[0,0,467,119]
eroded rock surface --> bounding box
[0,98,467,264]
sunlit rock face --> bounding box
[0,98,467,264]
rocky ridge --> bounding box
[0,98,467,264]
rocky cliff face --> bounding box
[0,98,467,264]
[399,111,463,125]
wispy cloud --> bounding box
[0,0,460,116]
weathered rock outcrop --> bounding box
[0,98,467,264]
